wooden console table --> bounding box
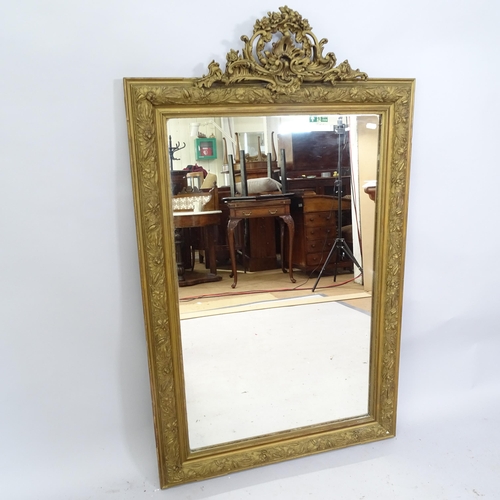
[173,210,222,287]
[225,197,296,288]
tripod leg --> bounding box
[333,248,339,283]
[312,239,340,292]
[338,240,363,273]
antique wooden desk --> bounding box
[225,197,296,288]
[173,210,222,287]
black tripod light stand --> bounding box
[312,117,363,292]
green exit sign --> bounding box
[309,116,329,123]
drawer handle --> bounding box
[242,211,252,216]
[268,210,278,215]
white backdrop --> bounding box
[1,1,499,498]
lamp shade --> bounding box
[190,123,200,137]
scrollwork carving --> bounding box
[196,6,367,94]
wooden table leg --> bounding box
[203,225,219,277]
[278,218,286,274]
[280,214,296,284]
[227,217,241,288]
[174,228,186,284]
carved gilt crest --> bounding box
[196,5,367,94]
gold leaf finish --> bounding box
[123,7,414,489]
[197,6,367,94]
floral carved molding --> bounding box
[196,5,367,95]
[129,80,412,484]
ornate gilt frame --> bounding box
[124,6,415,488]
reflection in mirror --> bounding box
[167,113,380,449]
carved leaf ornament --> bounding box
[197,5,367,94]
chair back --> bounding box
[227,149,288,199]
[186,171,204,190]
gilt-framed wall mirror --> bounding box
[124,6,415,488]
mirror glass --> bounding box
[167,113,380,449]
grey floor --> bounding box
[181,300,371,449]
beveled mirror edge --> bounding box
[124,75,415,487]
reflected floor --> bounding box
[179,259,373,450]
[182,300,371,449]
[178,259,372,319]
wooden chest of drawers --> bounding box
[287,191,352,273]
